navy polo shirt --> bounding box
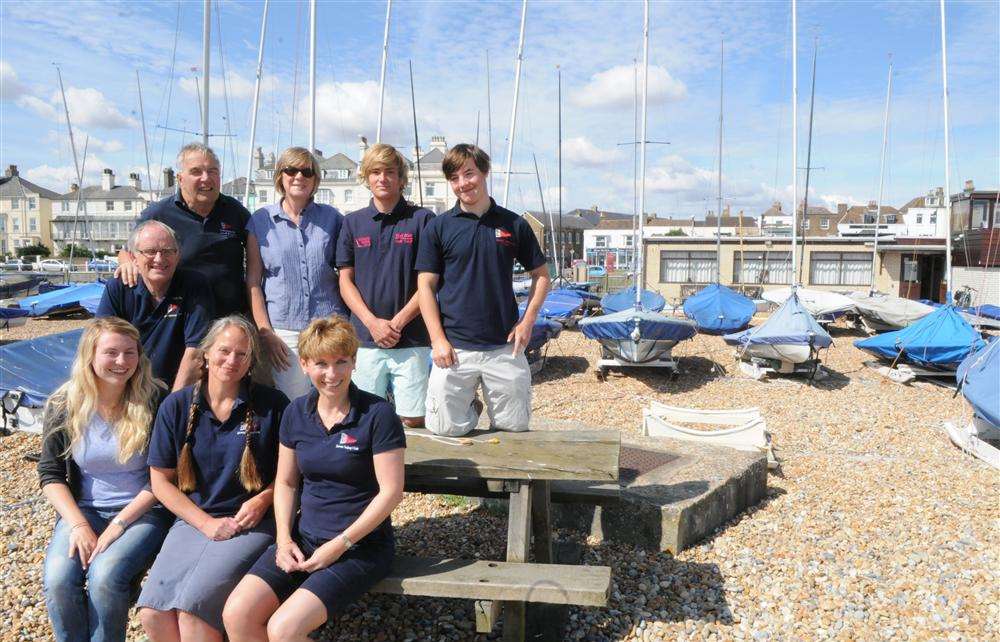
[414,198,546,350]
[279,384,405,542]
[138,192,250,316]
[147,383,289,517]
[96,269,214,385]
[336,199,435,348]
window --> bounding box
[594,235,609,248]
[971,200,989,229]
[61,201,70,212]
[803,219,811,230]
[10,198,19,208]
[916,213,922,224]
[259,190,268,203]
[12,218,20,232]
[902,256,919,282]
[105,201,114,211]
[124,200,132,211]
[624,236,634,247]
[886,215,897,224]
[425,183,436,197]
[344,189,354,202]
[331,169,349,180]
[658,251,717,283]
[29,218,37,232]
[809,251,872,286]
[820,218,830,230]
[733,251,791,284]
[28,197,36,210]
[930,211,937,224]
[315,189,333,204]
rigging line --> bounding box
[214,0,237,188]
[155,0,182,193]
[290,0,304,147]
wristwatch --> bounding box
[112,518,128,530]
[339,533,354,550]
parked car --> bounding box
[87,257,119,272]
[33,259,70,272]
[2,258,28,271]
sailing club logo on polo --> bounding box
[355,236,372,248]
[336,432,360,451]
[218,221,237,239]
[393,232,413,245]
[164,299,182,318]
[495,227,514,247]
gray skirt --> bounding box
[136,517,274,633]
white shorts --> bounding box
[352,346,432,417]
[425,344,531,437]
[271,328,313,400]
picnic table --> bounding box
[374,428,621,641]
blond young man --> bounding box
[336,144,435,427]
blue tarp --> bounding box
[854,305,985,368]
[580,309,697,342]
[0,307,30,320]
[16,282,105,316]
[0,329,83,407]
[518,291,583,320]
[917,299,1000,321]
[723,290,833,348]
[529,318,562,352]
[601,287,666,314]
[683,283,756,334]
[957,337,999,428]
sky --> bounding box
[1,0,997,219]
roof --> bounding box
[523,212,595,230]
[0,175,61,200]
[319,153,356,171]
[899,196,925,212]
[564,208,632,226]
[413,147,445,167]
[220,177,252,198]
[56,184,143,200]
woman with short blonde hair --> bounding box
[38,317,171,642]
[247,146,347,399]
[137,315,289,642]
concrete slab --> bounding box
[531,418,768,554]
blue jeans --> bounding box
[43,506,172,642]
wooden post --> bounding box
[530,480,552,563]
[475,599,501,633]
[503,481,532,642]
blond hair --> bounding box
[298,316,359,362]
[45,318,165,463]
[358,143,409,190]
[273,146,320,198]
[176,315,265,494]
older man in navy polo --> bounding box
[98,220,213,389]
[116,142,249,316]
[415,144,550,436]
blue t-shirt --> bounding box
[414,199,547,350]
[138,192,250,316]
[147,383,288,517]
[96,269,214,385]
[247,200,347,331]
[335,199,435,348]
[73,414,150,510]
[279,384,405,542]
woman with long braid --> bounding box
[137,315,289,641]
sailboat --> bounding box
[945,337,1000,469]
[682,40,755,335]
[580,0,697,379]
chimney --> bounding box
[430,135,447,152]
[162,167,175,189]
[101,168,115,191]
[964,179,974,193]
[70,182,79,192]
[313,149,323,159]
[358,136,368,164]
[255,147,264,170]
[266,151,275,167]
[128,172,141,190]
[5,164,17,177]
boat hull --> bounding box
[741,342,814,364]
[596,338,679,364]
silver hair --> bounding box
[128,220,178,253]
[199,314,262,374]
[175,142,221,173]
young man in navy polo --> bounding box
[98,220,214,390]
[116,142,249,317]
[337,143,435,427]
[415,144,550,436]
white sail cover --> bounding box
[848,292,934,330]
[762,287,855,318]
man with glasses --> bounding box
[117,142,250,316]
[98,220,214,390]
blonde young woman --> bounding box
[136,315,289,642]
[38,317,171,642]
[246,146,347,399]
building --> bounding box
[0,164,59,254]
[251,136,453,214]
[949,181,999,305]
[899,187,948,238]
[522,211,591,268]
[50,169,146,255]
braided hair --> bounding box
[237,382,263,492]
[176,373,205,493]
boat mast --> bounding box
[557,65,563,272]
[502,0,528,208]
[244,0,269,206]
[201,0,210,145]
[636,0,649,309]
[790,0,798,286]
[486,50,493,193]
[799,40,817,281]
[308,0,316,152]
[940,0,953,301]
[715,39,724,284]
[56,65,89,264]
[408,60,423,207]
[870,58,893,295]
[532,153,558,269]
[135,71,153,197]
[376,0,392,143]
[632,58,639,278]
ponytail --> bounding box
[176,376,204,493]
[238,384,263,492]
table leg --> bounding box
[530,480,552,563]
[502,480,532,642]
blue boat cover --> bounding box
[0,307,31,320]
[580,309,696,342]
[529,318,562,352]
[853,305,985,368]
[957,337,999,427]
[683,283,756,334]
[0,329,82,407]
[723,290,833,348]
[518,291,582,320]
[917,299,1000,321]
[16,282,106,316]
[601,287,666,314]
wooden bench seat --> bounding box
[373,555,611,607]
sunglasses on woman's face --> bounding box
[281,167,315,178]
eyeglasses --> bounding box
[281,167,316,178]
[135,248,179,259]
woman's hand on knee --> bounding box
[67,522,98,569]
[88,521,125,564]
[275,540,306,573]
[199,516,240,541]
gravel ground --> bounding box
[2,316,997,641]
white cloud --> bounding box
[562,137,618,167]
[179,72,280,101]
[24,158,111,192]
[571,64,687,110]
[18,86,136,130]
[18,94,59,120]
[1,60,29,101]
